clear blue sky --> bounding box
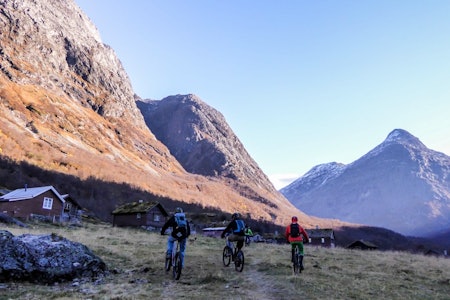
[75,0,450,189]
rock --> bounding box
[0,230,107,283]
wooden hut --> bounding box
[306,228,335,248]
[202,227,226,238]
[112,200,168,229]
[0,185,75,222]
[347,240,378,250]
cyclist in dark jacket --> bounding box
[221,212,246,252]
[161,207,191,267]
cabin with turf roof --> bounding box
[112,200,169,229]
[347,239,378,250]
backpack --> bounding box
[233,219,245,234]
[173,212,187,239]
[290,223,300,238]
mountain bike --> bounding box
[164,238,182,280]
[222,235,244,272]
[292,244,303,275]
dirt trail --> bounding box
[237,246,287,299]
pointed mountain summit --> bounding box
[281,129,450,237]
[137,94,275,192]
[385,128,422,144]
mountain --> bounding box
[137,95,277,192]
[281,129,450,237]
[0,0,336,229]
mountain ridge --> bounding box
[281,129,450,237]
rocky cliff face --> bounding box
[0,0,143,127]
[281,129,450,237]
[0,0,329,228]
[137,94,277,192]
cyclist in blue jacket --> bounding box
[161,207,191,267]
[221,213,246,254]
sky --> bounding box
[75,1,450,189]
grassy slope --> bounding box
[2,222,450,300]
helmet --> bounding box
[291,216,298,223]
[175,207,183,213]
[231,213,240,220]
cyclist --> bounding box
[244,225,253,245]
[285,216,309,270]
[161,207,191,267]
[221,213,246,257]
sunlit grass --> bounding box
[2,222,450,299]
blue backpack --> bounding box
[174,212,187,228]
[173,212,187,239]
[233,219,245,234]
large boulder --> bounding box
[0,230,107,283]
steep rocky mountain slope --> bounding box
[0,0,338,228]
[281,129,450,237]
[137,94,278,195]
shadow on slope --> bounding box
[0,156,282,234]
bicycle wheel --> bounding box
[165,252,171,271]
[292,246,301,274]
[223,246,232,266]
[173,252,182,280]
[293,254,301,274]
[234,250,244,272]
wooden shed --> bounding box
[112,201,168,229]
[347,240,378,250]
[60,194,83,222]
[0,186,67,222]
[202,227,226,238]
[306,228,336,248]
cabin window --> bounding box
[321,238,325,244]
[154,214,160,222]
[309,238,312,243]
[136,213,141,219]
[43,197,53,210]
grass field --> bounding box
[1,222,450,300]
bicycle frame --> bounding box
[223,235,244,272]
[226,236,235,252]
[164,237,183,280]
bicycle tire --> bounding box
[165,253,171,271]
[173,252,182,280]
[293,254,300,274]
[293,246,301,274]
[234,250,244,272]
[223,246,232,267]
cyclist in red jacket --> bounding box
[285,216,309,270]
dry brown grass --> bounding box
[2,222,450,300]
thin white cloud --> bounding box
[269,173,300,190]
